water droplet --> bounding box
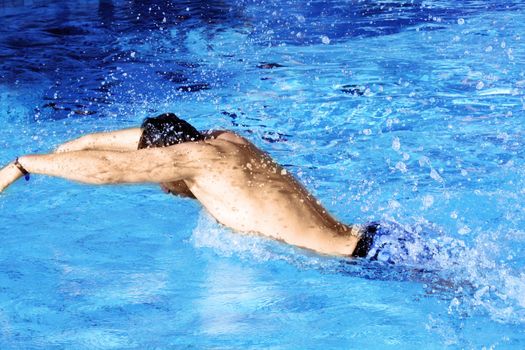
[457,18,465,25]
[430,168,443,183]
[392,137,401,151]
[363,129,372,136]
[395,162,407,173]
[474,286,489,300]
[130,51,136,58]
[280,169,287,175]
[418,156,430,167]
[388,200,401,210]
[476,81,485,90]
[321,35,331,44]
[458,225,471,235]
[422,195,434,208]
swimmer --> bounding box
[0,113,411,260]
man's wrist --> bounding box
[14,157,30,181]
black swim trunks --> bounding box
[351,221,436,265]
[351,222,380,258]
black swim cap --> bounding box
[138,113,204,149]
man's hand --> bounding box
[0,162,24,193]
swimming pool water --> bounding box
[1,0,525,348]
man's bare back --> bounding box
[0,114,361,257]
[175,132,359,256]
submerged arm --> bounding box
[0,143,206,192]
[55,128,142,153]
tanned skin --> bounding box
[0,128,360,256]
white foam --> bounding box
[191,211,268,258]
[189,210,340,270]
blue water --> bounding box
[1,0,525,348]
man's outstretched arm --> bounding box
[0,143,205,192]
[55,128,143,153]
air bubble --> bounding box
[321,35,331,44]
[457,18,465,25]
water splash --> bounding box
[190,211,525,324]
